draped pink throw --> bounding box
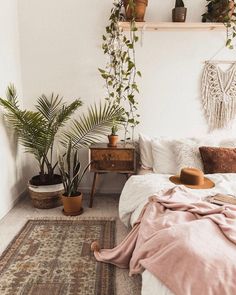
[92,187,236,295]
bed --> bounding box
[92,134,236,294]
[119,171,236,295]
[117,133,236,295]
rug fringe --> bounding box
[27,216,116,221]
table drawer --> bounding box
[91,149,134,162]
[91,160,134,172]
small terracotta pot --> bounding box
[62,193,83,216]
[172,7,187,22]
[108,135,119,147]
[124,0,148,22]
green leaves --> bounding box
[0,86,82,178]
[98,0,141,141]
[202,0,236,49]
[58,139,87,196]
[63,102,124,150]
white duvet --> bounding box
[119,173,236,295]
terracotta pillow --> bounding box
[199,146,236,174]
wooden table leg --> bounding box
[89,172,99,208]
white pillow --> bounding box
[174,139,204,173]
[220,138,236,147]
[151,138,178,174]
[139,133,153,169]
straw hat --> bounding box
[169,168,215,189]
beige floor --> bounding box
[0,193,141,295]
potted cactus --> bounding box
[108,123,119,147]
[172,0,187,22]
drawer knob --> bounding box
[111,164,115,167]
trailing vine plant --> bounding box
[99,0,141,142]
[202,0,236,49]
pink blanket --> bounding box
[92,187,236,295]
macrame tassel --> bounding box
[201,62,236,130]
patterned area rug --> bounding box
[0,218,115,295]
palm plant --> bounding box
[0,84,124,186]
[63,103,124,149]
[0,85,81,185]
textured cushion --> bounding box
[139,133,153,169]
[174,139,204,173]
[151,138,178,174]
[199,146,236,174]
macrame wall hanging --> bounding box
[201,61,236,130]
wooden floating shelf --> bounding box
[119,22,225,31]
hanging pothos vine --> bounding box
[99,0,141,142]
[202,0,236,49]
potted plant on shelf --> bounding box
[202,0,236,48]
[58,140,89,216]
[0,85,124,209]
[108,123,119,147]
[172,0,187,22]
[123,0,148,22]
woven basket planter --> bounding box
[28,182,64,209]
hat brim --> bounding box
[169,175,215,189]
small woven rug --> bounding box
[0,218,116,295]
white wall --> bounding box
[0,0,26,219]
[17,0,236,193]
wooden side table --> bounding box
[89,143,136,208]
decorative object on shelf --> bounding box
[0,85,124,209]
[99,0,141,142]
[123,0,148,22]
[201,61,236,130]
[202,0,236,48]
[172,0,187,22]
[108,123,119,147]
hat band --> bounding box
[180,172,204,186]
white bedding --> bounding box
[119,173,236,295]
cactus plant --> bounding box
[175,0,185,7]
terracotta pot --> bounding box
[28,182,64,209]
[172,7,187,22]
[123,0,148,22]
[62,193,83,216]
[108,135,119,147]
